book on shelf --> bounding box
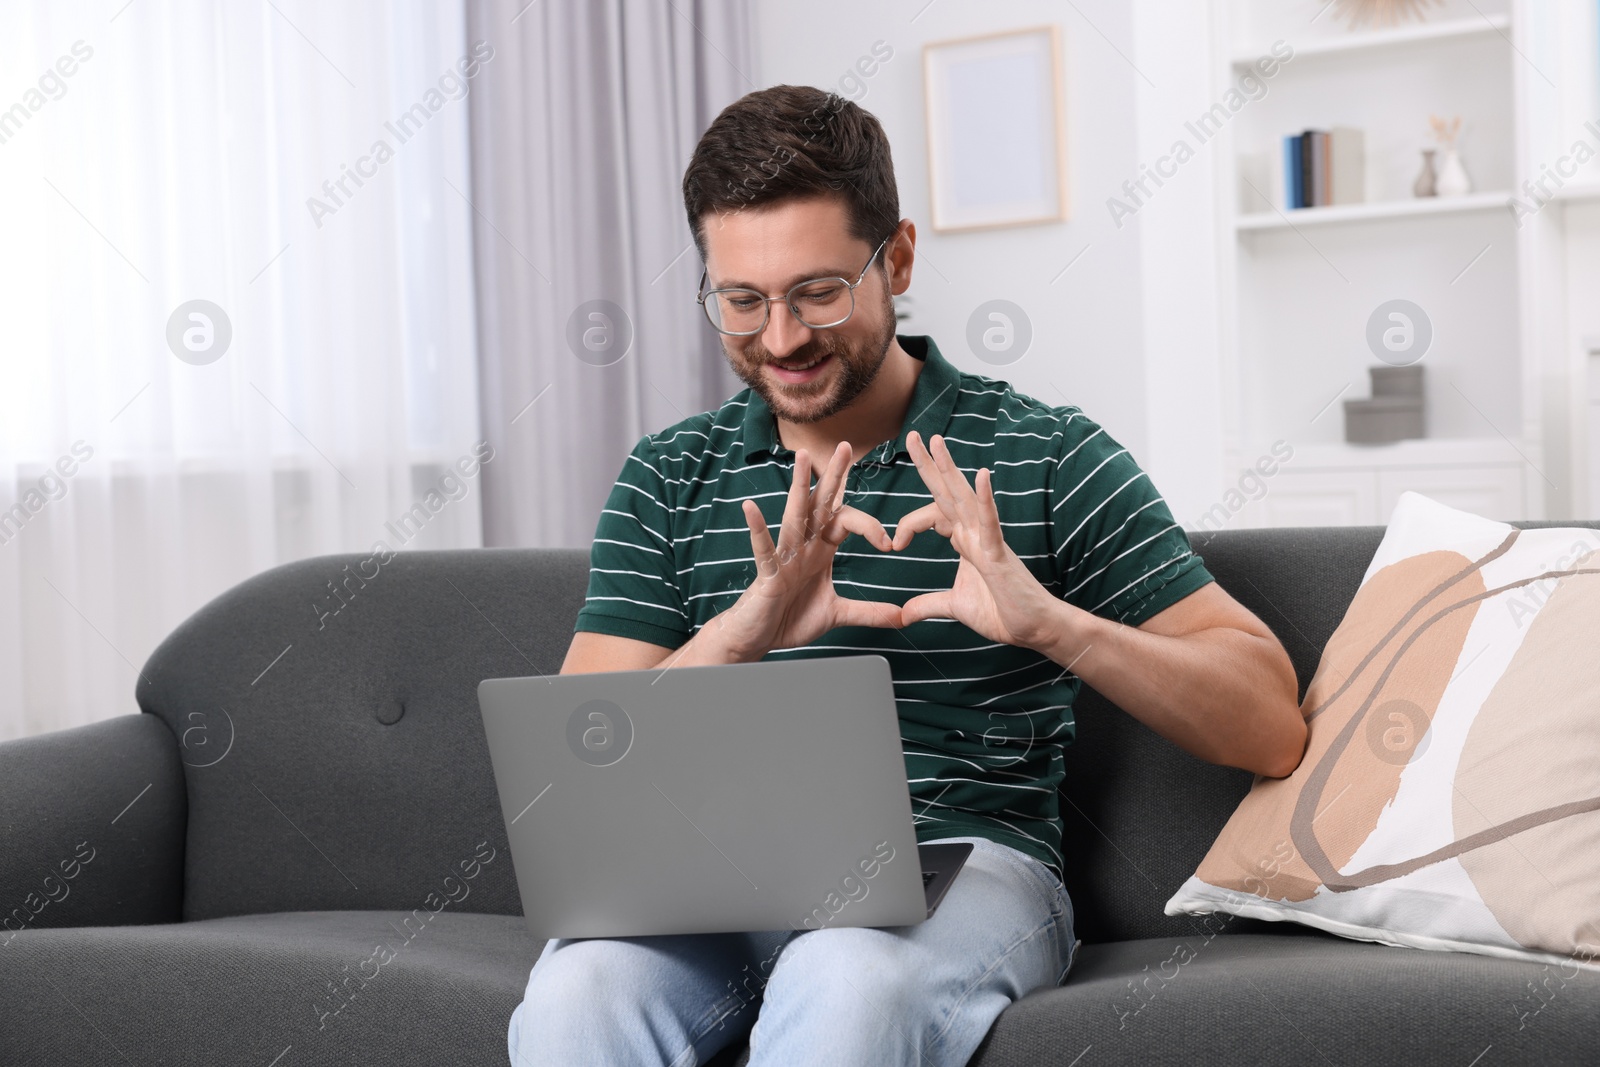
[1283,135,1301,210]
[1275,127,1364,210]
[1329,127,1365,206]
[1304,131,1325,209]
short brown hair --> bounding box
[682,84,900,262]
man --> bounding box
[508,85,1305,1066]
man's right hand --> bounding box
[717,441,904,660]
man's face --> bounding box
[701,197,898,426]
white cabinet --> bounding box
[1589,407,1600,519]
[1238,469,1378,527]
[1377,466,1525,522]
[1590,351,1600,519]
[1207,440,1531,529]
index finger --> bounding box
[826,502,895,552]
[906,430,964,520]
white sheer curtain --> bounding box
[0,1,482,740]
[464,0,752,548]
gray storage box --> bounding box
[1369,365,1424,398]
[1344,395,1425,444]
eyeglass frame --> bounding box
[695,232,894,337]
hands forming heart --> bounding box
[722,430,1061,661]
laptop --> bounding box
[477,654,972,939]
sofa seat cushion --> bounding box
[703,931,1599,1066]
[966,932,1600,1066]
[0,911,544,1065]
[11,917,1595,1066]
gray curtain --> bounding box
[464,0,754,547]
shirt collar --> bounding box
[741,334,961,466]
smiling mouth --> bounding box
[774,354,829,371]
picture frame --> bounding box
[922,25,1069,232]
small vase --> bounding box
[1412,149,1437,198]
[1435,147,1472,197]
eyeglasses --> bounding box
[696,234,892,336]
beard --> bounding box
[726,284,897,425]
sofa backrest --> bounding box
[138,522,1596,934]
[138,548,592,921]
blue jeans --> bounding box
[506,835,1079,1066]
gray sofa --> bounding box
[3,523,1596,1066]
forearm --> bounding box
[650,602,763,671]
[1030,599,1306,778]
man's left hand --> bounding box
[890,430,1062,650]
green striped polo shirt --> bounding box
[574,334,1214,882]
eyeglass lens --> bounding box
[705,279,852,334]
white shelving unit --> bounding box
[1207,0,1600,528]
[1228,14,1513,65]
[1555,182,1600,202]
[1235,190,1512,230]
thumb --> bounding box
[832,595,906,630]
[900,591,957,627]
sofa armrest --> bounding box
[0,713,185,940]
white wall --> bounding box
[1128,0,1227,527]
[752,0,1226,522]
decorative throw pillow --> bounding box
[1165,491,1600,972]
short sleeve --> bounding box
[1047,410,1213,627]
[573,435,690,649]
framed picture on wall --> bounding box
[923,25,1068,232]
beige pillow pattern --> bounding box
[1165,491,1600,972]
